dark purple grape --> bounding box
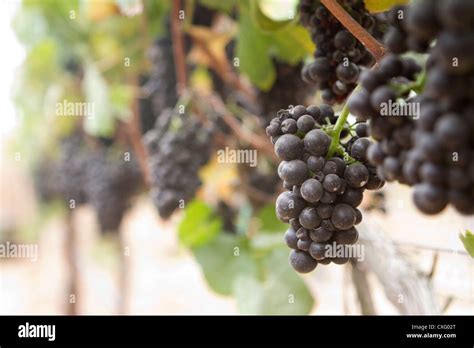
[297,239,311,251]
[320,190,337,204]
[345,163,369,188]
[316,203,333,219]
[290,105,307,119]
[299,207,322,229]
[310,227,333,243]
[307,156,325,172]
[281,118,298,134]
[284,228,298,249]
[339,187,364,207]
[276,191,306,222]
[350,138,371,162]
[413,183,448,215]
[331,203,357,230]
[355,123,369,138]
[274,134,303,160]
[333,227,359,245]
[297,115,316,133]
[334,30,356,50]
[278,160,309,186]
[309,242,327,260]
[304,129,331,156]
[289,250,317,273]
[323,173,342,193]
[300,178,324,203]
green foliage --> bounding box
[234,248,314,314]
[257,204,287,233]
[199,0,236,13]
[460,230,474,258]
[236,1,314,91]
[82,61,115,137]
[250,0,293,32]
[235,201,253,235]
[178,201,222,248]
[179,200,315,314]
[363,0,409,13]
[192,233,258,295]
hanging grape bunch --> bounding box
[350,0,474,215]
[144,108,214,219]
[266,105,384,273]
[299,0,384,104]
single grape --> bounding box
[331,203,357,230]
[278,160,309,186]
[289,250,317,273]
[323,173,342,193]
[274,134,303,160]
[350,138,371,162]
[333,227,359,245]
[300,178,324,203]
[316,203,333,219]
[413,183,448,215]
[299,207,322,229]
[276,191,306,222]
[309,242,327,260]
[304,129,331,156]
[284,228,298,249]
[310,226,333,243]
[307,156,325,172]
[281,118,298,134]
[345,163,370,188]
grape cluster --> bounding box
[348,54,421,185]
[398,0,474,215]
[34,133,144,233]
[299,0,383,104]
[352,0,474,215]
[84,149,143,232]
[144,108,214,218]
[140,33,177,134]
[266,105,383,273]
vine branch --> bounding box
[321,0,386,62]
[125,77,151,187]
[207,95,276,157]
[171,0,187,95]
[189,33,256,103]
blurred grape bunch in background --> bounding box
[0,0,472,316]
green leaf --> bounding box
[82,61,115,137]
[233,248,314,314]
[256,204,287,233]
[178,200,222,248]
[271,25,314,64]
[249,233,282,252]
[250,0,293,32]
[364,0,409,13]
[110,83,133,121]
[192,233,258,295]
[460,230,474,258]
[236,2,314,91]
[259,0,298,21]
[199,0,236,13]
[236,8,276,91]
[235,201,253,235]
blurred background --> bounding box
[0,0,473,315]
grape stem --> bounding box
[327,102,351,159]
[171,0,187,95]
[320,0,386,62]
